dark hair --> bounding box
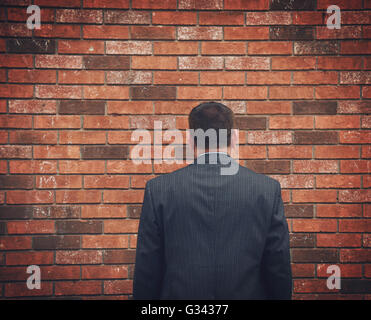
[188,102,234,149]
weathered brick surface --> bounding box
[0,0,369,300]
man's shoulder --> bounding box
[145,164,193,188]
[238,165,281,190]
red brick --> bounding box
[8,7,54,22]
[200,72,244,85]
[36,0,81,6]
[59,70,105,84]
[154,41,197,55]
[224,0,269,10]
[36,85,82,99]
[315,86,360,99]
[83,0,129,8]
[224,27,269,40]
[363,87,371,99]
[0,54,33,68]
[108,101,153,115]
[8,70,56,83]
[81,205,126,218]
[317,234,362,248]
[317,57,363,70]
[55,281,101,296]
[293,160,337,173]
[178,86,222,100]
[34,145,80,159]
[340,249,370,262]
[338,101,371,114]
[317,204,362,218]
[316,175,361,189]
[239,146,266,159]
[317,0,363,9]
[84,86,129,99]
[0,84,33,98]
[341,160,370,173]
[84,175,130,189]
[7,190,53,204]
[34,115,81,129]
[6,251,54,265]
[293,71,338,85]
[0,236,31,250]
[104,220,139,233]
[292,219,337,232]
[7,221,55,234]
[270,116,313,129]
[107,160,152,174]
[199,12,244,25]
[270,86,313,100]
[132,0,176,9]
[83,25,129,39]
[152,11,196,25]
[292,12,323,25]
[56,250,102,264]
[132,56,177,69]
[202,42,246,55]
[225,57,270,70]
[0,115,32,128]
[0,23,31,37]
[131,175,156,188]
[58,40,104,54]
[268,146,312,159]
[177,27,223,40]
[339,190,371,203]
[246,71,290,84]
[155,71,198,85]
[246,12,291,25]
[317,26,362,39]
[34,24,81,38]
[104,280,132,294]
[292,264,315,277]
[247,131,292,144]
[9,160,57,174]
[246,101,291,114]
[272,57,316,70]
[56,9,102,23]
[178,0,223,9]
[179,57,223,70]
[292,190,337,203]
[82,265,128,279]
[35,55,82,69]
[315,146,359,159]
[341,41,371,54]
[103,190,144,203]
[56,190,101,204]
[131,26,175,40]
[315,115,360,129]
[83,235,128,248]
[5,282,53,298]
[248,41,292,55]
[59,131,106,145]
[270,175,314,189]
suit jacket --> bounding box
[133,152,292,300]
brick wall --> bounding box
[0,0,370,299]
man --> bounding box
[133,102,292,300]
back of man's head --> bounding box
[188,102,234,149]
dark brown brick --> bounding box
[59,100,105,115]
[56,220,103,234]
[127,205,141,218]
[294,131,338,145]
[103,249,136,264]
[0,221,6,234]
[33,206,80,219]
[234,117,266,130]
[284,204,314,218]
[83,56,130,70]
[270,0,315,10]
[290,233,315,248]
[341,280,371,294]
[0,176,33,189]
[7,39,55,53]
[0,206,33,219]
[292,249,339,263]
[294,41,339,55]
[293,101,337,115]
[131,86,176,100]
[270,26,313,40]
[81,145,129,159]
[33,235,80,249]
[245,160,290,174]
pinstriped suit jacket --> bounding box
[133,152,292,300]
